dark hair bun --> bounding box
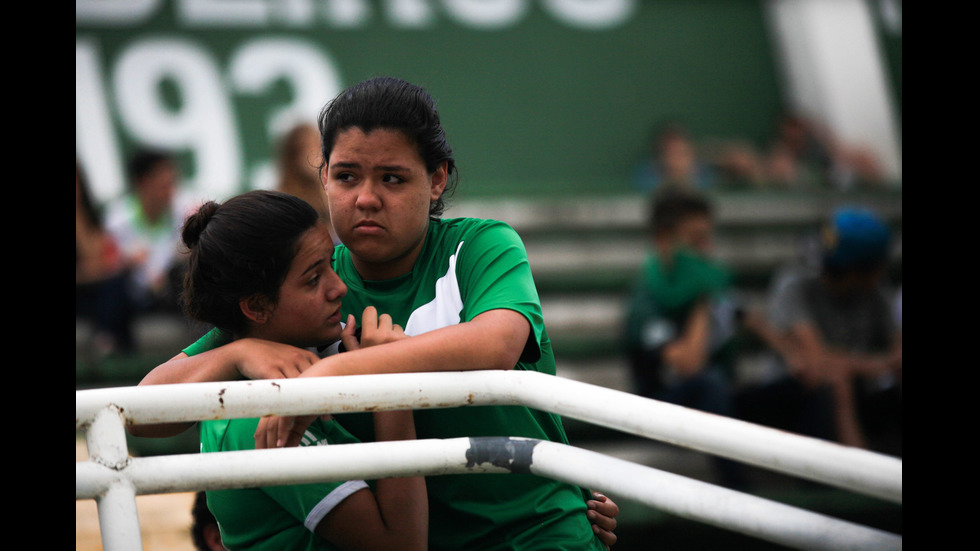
[182,201,221,249]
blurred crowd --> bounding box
[622,186,902,481]
[630,111,890,194]
[623,111,901,475]
[76,150,192,360]
[76,122,326,362]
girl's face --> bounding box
[324,127,447,281]
[247,222,348,348]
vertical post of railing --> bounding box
[85,405,142,551]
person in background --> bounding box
[276,122,332,226]
[739,207,901,454]
[623,188,746,488]
[631,121,716,194]
[763,112,886,191]
[104,148,198,314]
[76,160,135,357]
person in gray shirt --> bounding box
[740,207,901,455]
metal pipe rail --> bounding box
[77,370,902,502]
[77,370,902,550]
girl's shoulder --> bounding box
[434,216,519,242]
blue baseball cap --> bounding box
[821,207,891,270]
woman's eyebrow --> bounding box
[329,162,410,173]
[302,243,336,276]
[301,257,327,276]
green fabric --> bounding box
[625,249,730,346]
[125,194,175,237]
[182,325,233,356]
[201,416,367,551]
[332,217,603,551]
[638,248,731,317]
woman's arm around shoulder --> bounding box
[127,338,320,438]
[137,338,321,386]
[303,307,530,378]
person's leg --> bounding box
[93,272,137,354]
[660,370,747,489]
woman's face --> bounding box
[323,127,447,280]
[249,222,348,348]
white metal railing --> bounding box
[76,370,902,550]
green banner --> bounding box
[77,0,783,202]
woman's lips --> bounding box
[353,220,384,235]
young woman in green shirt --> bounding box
[157,189,426,551]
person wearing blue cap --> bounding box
[739,207,902,454]
[821,207,893,277]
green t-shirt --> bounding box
[332,217,601,550]
[201,415,368,550]
[623,248,738,393]
[186,217,604,550]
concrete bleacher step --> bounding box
[76,314,207,387]
[455,190,902,294]
[450,191,902,234]
[524,230,812,287]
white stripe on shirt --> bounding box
[304,479,370,533]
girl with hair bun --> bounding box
[139,189,427,551]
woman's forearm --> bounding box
[304,309,530,378]
[130,340,321,438]
[138,350,239,387]
[127,350,241,438]
[373,410,427,548]
[314,410,427,550]
[139,339,324,386]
